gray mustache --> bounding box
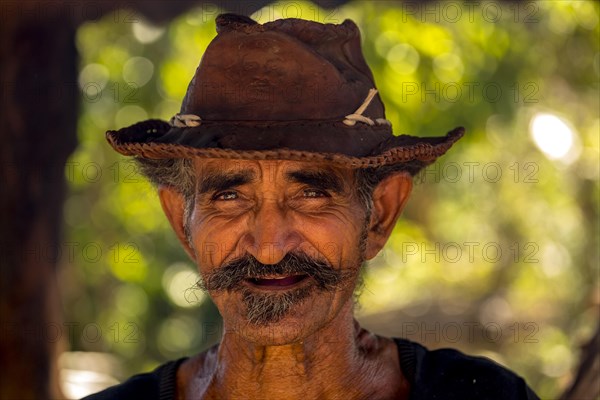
[200,252,349,292]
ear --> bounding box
[364,172,413,260]
[158,186,197,262]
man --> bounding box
[86,14,539,400]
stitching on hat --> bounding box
[343,89,391,127]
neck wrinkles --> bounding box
[198,315,397,399]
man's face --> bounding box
[183,158,370,344]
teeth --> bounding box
[258,276,289,280]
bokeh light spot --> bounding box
[162,263,204,308]
[115,105,148,127]
[122,57,154,87]
[79,63,109,91]
[132,20,165,44]
[387,43,420,75]
[530,113,576,160]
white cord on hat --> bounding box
[343,88,391,127]
[168,88,390,128]
[169,113,201,128]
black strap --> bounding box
[394,337,420,385]
[157,357,188,400]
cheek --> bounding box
[292,210,366,265]
[189,211,249,268]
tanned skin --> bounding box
[159,159,413,400]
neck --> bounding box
[183,307,408,399]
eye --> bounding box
[303,189,329,198]
[213,191,238,201]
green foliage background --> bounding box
[61,1,599,398]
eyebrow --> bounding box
[285,169,344,194]
[198,170,256,195]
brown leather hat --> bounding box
[106,13,463,170]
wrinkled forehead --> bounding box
[192,158,355,184]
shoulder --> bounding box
[81,357,188,400]
[394,338,539,400]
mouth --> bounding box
[245,274,309,290]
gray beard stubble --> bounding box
[200,252,359,326]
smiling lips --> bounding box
[247,275,308,288]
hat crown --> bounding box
[180,14,386,122]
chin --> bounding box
[222,293,344,346]
[235,319,312,346]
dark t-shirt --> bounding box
[83,338,539,399]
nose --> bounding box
[243,198,301,265]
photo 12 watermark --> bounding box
[416,161,540,184]
[398,321,540,344]
[399,1,539,24]
[400,81,539,104]
[0,241,141,264]
[0,321,141,345]
[377,241,540,265]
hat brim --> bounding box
[106,119,464,170]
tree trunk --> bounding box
[0,3,78,398]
